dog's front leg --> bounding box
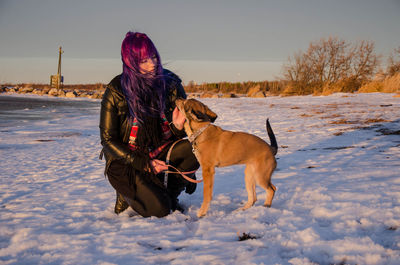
[197,166,215,217]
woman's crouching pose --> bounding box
[99,32,199,217]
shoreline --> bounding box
[0,86,104,99]
[1,85,399,99]
[0,86,249,99]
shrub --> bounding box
[382,73,400,93]
[358,81,384,93]
[282,37,379,95]
[387,46,400,76]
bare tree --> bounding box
[349,40,379,82]
[282,37,379,94]
[387,46,400,76]
[283,50,314,94]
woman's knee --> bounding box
[131,178,173,217]
[170,140,199,170]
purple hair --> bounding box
[120,32,166,125]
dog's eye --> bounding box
[184,104,190,112]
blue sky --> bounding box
[1,0,399,84]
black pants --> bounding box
[107,140,199,217]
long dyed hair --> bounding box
[121,32,166,125]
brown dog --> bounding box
[175,98,278,217]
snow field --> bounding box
[0,93,399,264]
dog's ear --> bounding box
[190,109,210,122]
[204,106,217,123]
[190,109,218,122]
[188,102,218,123]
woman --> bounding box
[99,32,199,217]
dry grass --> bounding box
[319,79,361,95]
[358,81,384,93]
[2,73,399,97]
[382,73,400,93]
[281,72,399,96]
[358,73,400,94]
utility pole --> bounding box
[50,46,64,89]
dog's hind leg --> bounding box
[197,166,215,217]
[262,182,276,207]
[239,165,257,211]
[257,160,276,208]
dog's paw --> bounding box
[197,209,206,218]
[197,204,209,217]
[238,205,252,212]
[238,201,255,211]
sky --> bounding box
[0,0,399,85]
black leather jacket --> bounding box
[99,69,187,174]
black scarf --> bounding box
[136,115,164,151]
[129,115,165,189]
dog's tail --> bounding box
[266,119,278,156]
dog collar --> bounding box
[188,123,211,143]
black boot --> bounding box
[171,197,185,213]
[114,192,129,214]
[167,185,186,213]
[167,173,196,213]
[185,173,197,194]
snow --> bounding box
[0,93,399,265]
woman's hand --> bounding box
[150,159,168,174]
[172,106,185,130]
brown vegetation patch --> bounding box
[383,73,400,93]
[363,118,391,124]
[358,81,383,93]
[330,118,389,126]
[376,128,400,135]
[200,93,218,98]
[350,125,381,131]
[330,119,358,125]
[325,103,339,109]
[321,114,342,119]
[312,110,325,115]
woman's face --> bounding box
[139,55,157,74]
